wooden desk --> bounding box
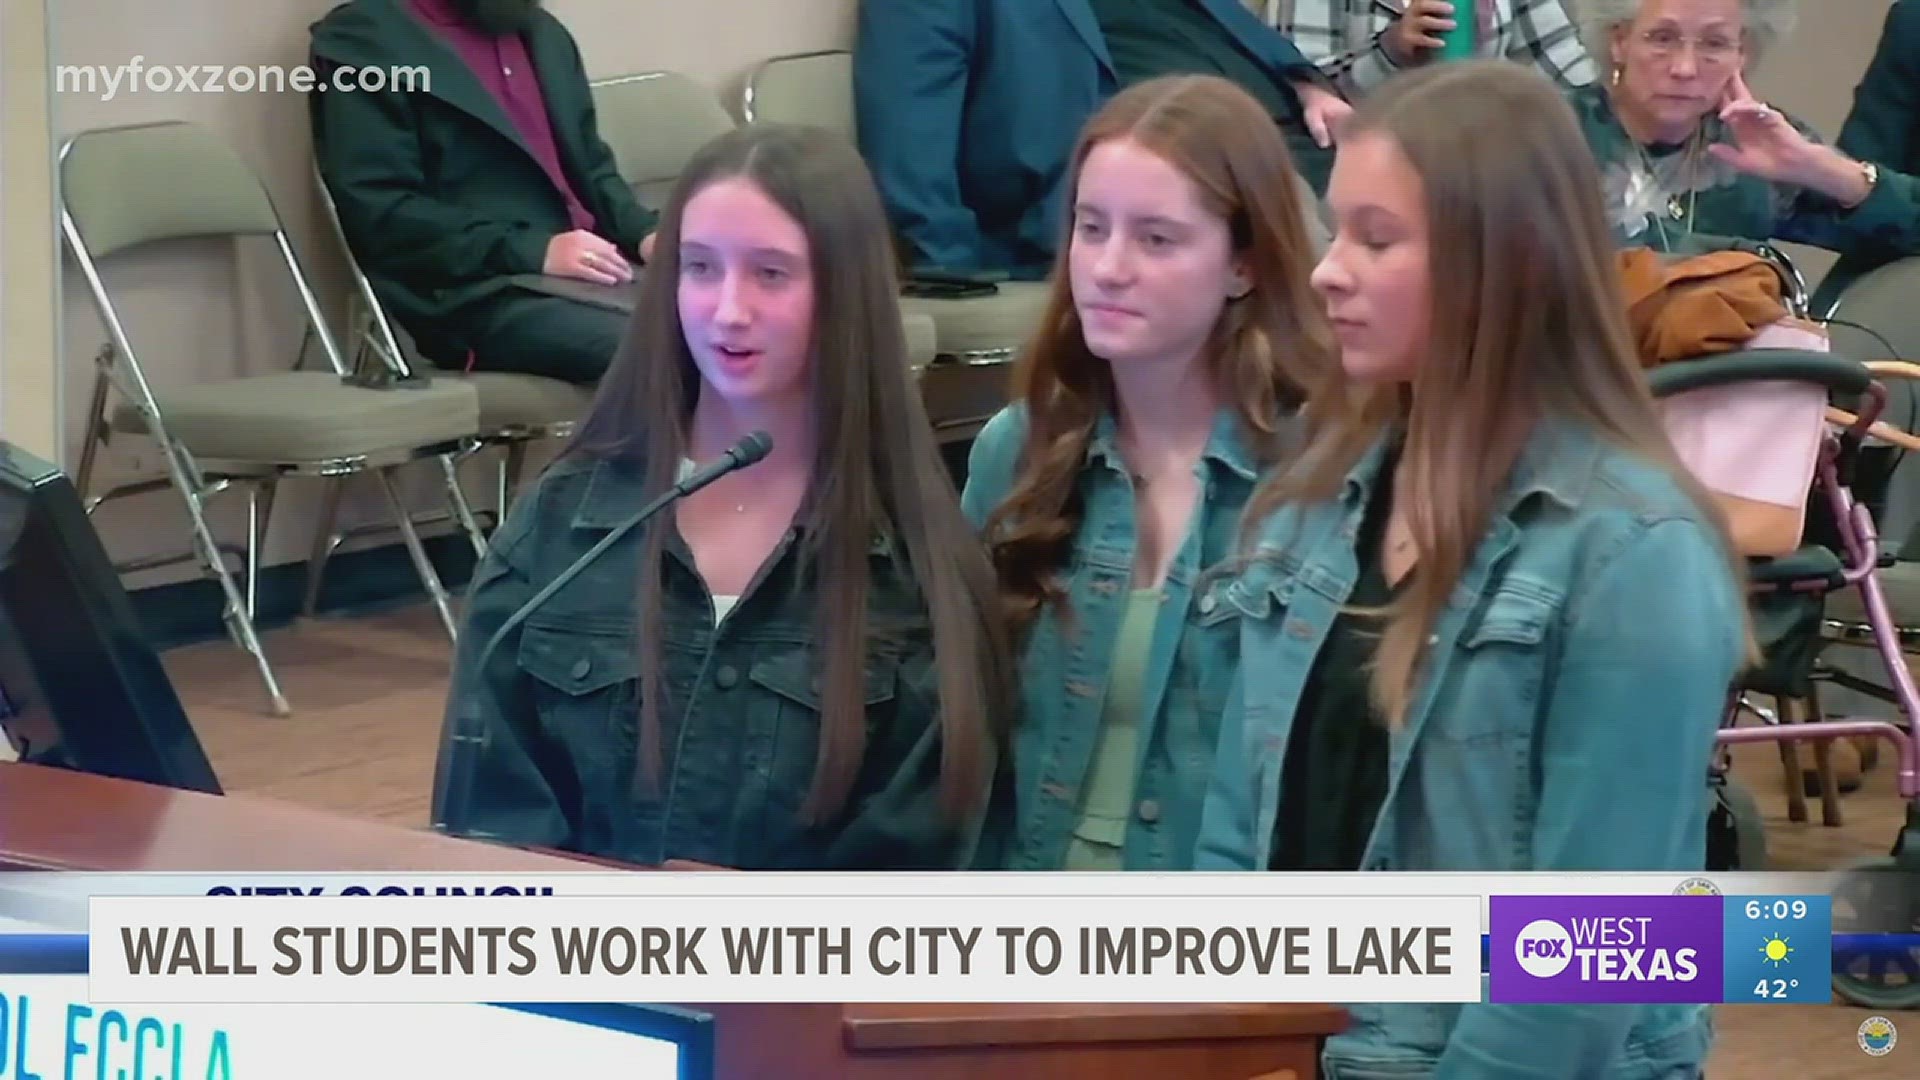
[0,760,625,872]
[0,761,1346,1077]
[693,1002,1346,1079]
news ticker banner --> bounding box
[79,894,1486,1005]
[0,870,1907,1007]
[67,890,1845,1007]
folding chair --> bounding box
[588,70,738,208]
[586,67,941,370]
[59,120,483,715]
[309,159,591,591]
[741,50,1043,455]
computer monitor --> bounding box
[0,438,220,793]
[490,1003,716,1079]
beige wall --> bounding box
[1,0,59,463]
[29,0,1901,582]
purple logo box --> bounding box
[1489,895,1724,1004]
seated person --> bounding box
[1821,0,1920,301]
[1197,59,1749,1077]
[1267,0,1596,98]
[431,123,1016,870]
[961,74,1327,870]
[309,0,656,384]
[1573,0,1920,259]
[853,0,1351,280]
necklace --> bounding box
[1634,125,1704,248]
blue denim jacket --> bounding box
[1195,421,1746,1079]
[433,452,1001,870]
[962,403,1272,869]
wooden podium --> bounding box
[0,761,1346,1077]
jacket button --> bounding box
[714,665,740,689]
[1136,799,1161,823]
[569,658,592,680]
[1197,594,1217,614]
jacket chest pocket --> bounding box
[1427,587,1559,747]
[1160,576,1247,770]
[518,622,641,774]
[745,648,903,819]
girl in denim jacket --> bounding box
[962,73,1333,870]
[433,124,1014,870]
[1197,61,1750,1078]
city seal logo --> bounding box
[1514,919,1574,978]
[1673,877,1720,896]
[1858,1016,1897,1057]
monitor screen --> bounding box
[0,438,219,793]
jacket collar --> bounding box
[569,456,901,560]
[1087,407,1263,483]
[1051,0,1114,73]
[1340,416,1605,519]
[310,0,576,166]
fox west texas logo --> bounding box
[1492,896,1721,1004]
[1513,917,1700,982]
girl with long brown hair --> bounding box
[1196,60,1748,1076]
[432,123,1013,870]
[961,74,1331,870]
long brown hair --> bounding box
[567,123,1012,824]
[982,74,1332,630]
[1242,60,1748,725]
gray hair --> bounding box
[1578,0,1799,69]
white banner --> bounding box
[85,893,1483,1005]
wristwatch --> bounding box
[1845,159,1881,209]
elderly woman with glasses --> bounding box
[1573,0,1920,258]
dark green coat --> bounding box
[1821,0,1920,309]
[307,0,655,361]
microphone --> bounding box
[431,430,771,832]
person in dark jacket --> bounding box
[853,0,1351,281]
[1818,0,1920,308]
[309,0,656,383]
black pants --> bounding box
[436,292,630,385]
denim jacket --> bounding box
[432,452,1000,870]
[961,403,1271,870]
[1196,420,1746,1080]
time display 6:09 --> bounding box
[1746,899,1810,920]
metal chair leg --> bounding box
[75,370,111,501]
[502,441,530,512]
[438,453,487,559]
[169,455,288,717]
[302,476,347,618]
[375,466,458,641]
[244,478,279,623]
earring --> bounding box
[1611,65,1622,88]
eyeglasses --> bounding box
[1636,26,1743,66]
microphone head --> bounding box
[734,430,774,466]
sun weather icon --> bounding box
[1758,933,1793,968]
